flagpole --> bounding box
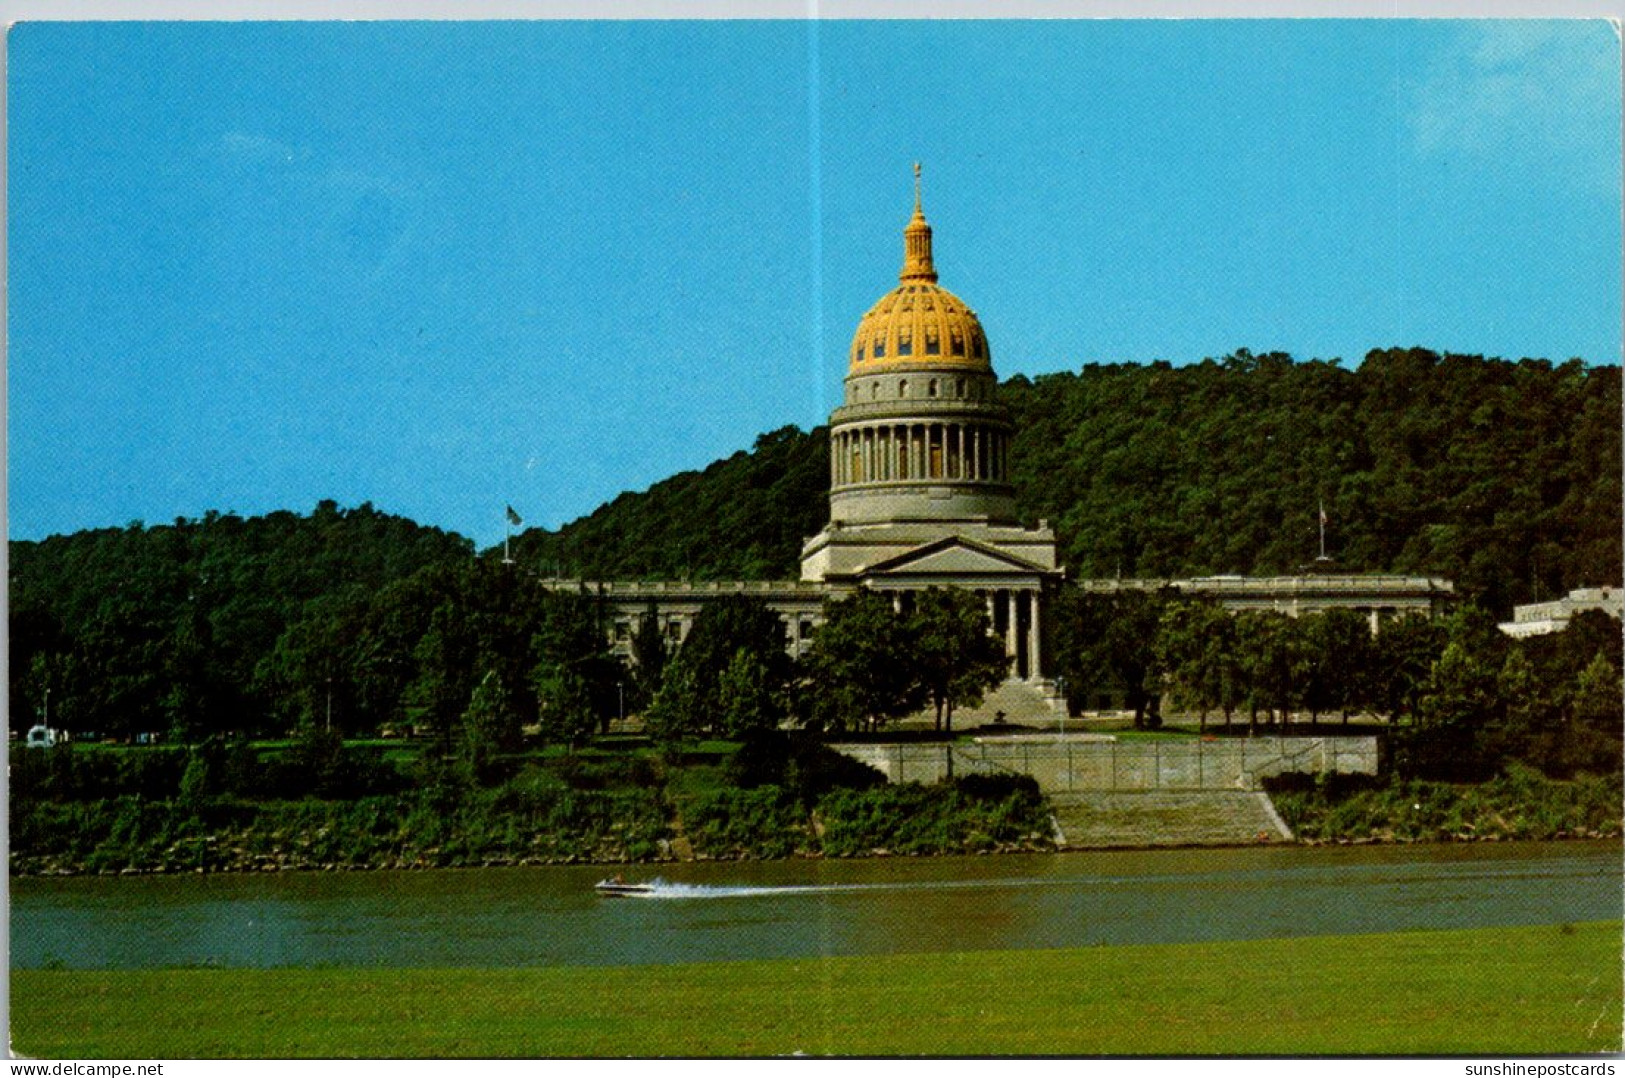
[503,505,522,565]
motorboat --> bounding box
[595,876,656,897]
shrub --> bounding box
[682,785,807,859]
[784,741,887,805]
[815,780,1052,857]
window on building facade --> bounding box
[897,328,912,356]
[874,335,886,358]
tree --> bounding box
[254,591,370,737]
[1565,652,1624,774]
[643,656,703,744]
[716,648,787,739]
[1233,612,1309,732]
[1155,600,1242,733]
[532,661,599,750]
[455,670,520,783]
[1399,640,1497,779]
[1371,615,1448,725]
[800,589,924,734]
[629,601,668,710]
[908,587,1008,732]
[1484,646,1545,766]
[1054,588,1174,729]
[1299,608,1376,724]
[529,590,622,738]
[645,596,793,742]
[405,602,480,753]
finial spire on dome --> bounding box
[901,162,937,283]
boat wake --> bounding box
[600,875,1126,900]
[608,878,876,900]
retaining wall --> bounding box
[827,736,1379,792]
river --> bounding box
[10,840,1620,970]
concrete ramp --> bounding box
[1049,791,1294,849]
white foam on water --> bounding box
[626,878,870,900]
[609,874,1163,900]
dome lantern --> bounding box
[901,162,937,283]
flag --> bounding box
[506,505,522,526]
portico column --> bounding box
[1027,589,1042,680]
[1004,590,1019,677]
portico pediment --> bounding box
[860,536,1053,581]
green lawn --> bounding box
[12,922,1620,1057]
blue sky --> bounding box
[9,20,1621,546]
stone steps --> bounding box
[1049,791,1294,849]
[947,678,1064,727]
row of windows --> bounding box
[613,616,817,644]
[855,325,986,363]
[848,376,989,402]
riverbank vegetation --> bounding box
[10,732,1053,875]
[1270,765,1623,844]
[13,921,1619,1056]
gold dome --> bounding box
[848,166,991,374]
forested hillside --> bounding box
[515,349,1621,613]
[10,501,473,737]
[1006,349,1621,611]
[512,425,830,582]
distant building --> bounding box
[1079,574,1453,632]
[541,170,1454,714]
[1499,587,1623,639]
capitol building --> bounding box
[543,170,1452,717]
